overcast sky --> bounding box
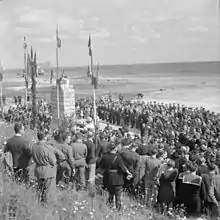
[0,0,219,68]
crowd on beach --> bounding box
[1,95,220,219]
[3,99,52,131]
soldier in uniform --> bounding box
[115,107,120,126]
[99,141,132,210]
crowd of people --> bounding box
[3,101,52,131]
[1,95,220,219]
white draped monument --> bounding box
[51,78,76,118]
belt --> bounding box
[108,170,118,173]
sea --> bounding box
[3,61,220,113]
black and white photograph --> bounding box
[0,0,219,219]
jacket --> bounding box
[99,152,127,187]
[71,140,87,167]
[32,141,65,179]
[5,135,32,169]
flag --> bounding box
[0,64,3,82]
[34,51,37,77]
[24,74,28,89]
[95,62,99,87]
[23,36,27,50]
[87,65,91,77]
[56,27,62,48]
[88,34,92,56]
[31,46,33,61]
[50,69,54,83]
[92,62,99,89]
[26,53,31,77]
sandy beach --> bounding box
[2,66,220,113]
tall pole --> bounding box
[24,37,27,108]
[0,60,2,114]
[56,26,60,119]
[93,86,97,127]
[89,37,96,127]
[0,81,2,119]
[31,50,37,129]
[56,47,60,119]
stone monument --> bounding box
[51,78,75,118]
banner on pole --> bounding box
[0,65,3,82]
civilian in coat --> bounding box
[84,132,96,185]
[157,159,178,214]
[144,148,161,206]
[99,141,132,210]
[4,123,32,182]
[208,170,220,219]
[118,147,141,194]
[201,162,216,217]
[32,131,65,204]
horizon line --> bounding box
[5,59,220,71]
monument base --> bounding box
[51,78,75,119]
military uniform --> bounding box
[99,151,128,210]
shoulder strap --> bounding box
[109,155,118,170]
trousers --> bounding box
[107,185,123,210]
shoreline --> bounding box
[3,83,219,114]
[2,75,219,114]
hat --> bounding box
[121,138,131,146]
[87,132,94,138]
[99,132,106,139]
[114,138,121,146]
[107,142,117,151]
[200,144,207,152]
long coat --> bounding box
[181,173,203,216]
[119,149,141,187]
[157,168,178,204]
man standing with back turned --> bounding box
[4,122,32,183]
[32,131,65,204]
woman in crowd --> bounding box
[157,159,178,214]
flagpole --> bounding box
[89,34,96,127]
[24,37,27,108]
[56,26,60,119]
[0,60,2,117]
[0,81,2,106]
